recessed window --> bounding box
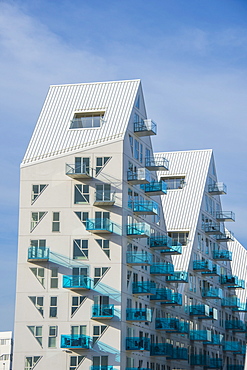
[31,184,47,204]
[161,176,185,190]
[96,157,110,175]
[74,184,90,204]
[73,239,88,259]
[70,112,105,129]
[168,231,189,246]
[49,297,57,318]
[52,212,60,232]
[48,326,57,348]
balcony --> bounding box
[203,222,224,235]
[208,182,227,195]
[127,223,151,238]
[91,367,113,370]
[66,163,92,179]
[134,119,157,136]
[149,235,173,250]
[145,156,169,171]
[132,200,159,215]
[167,347,188,360]
[223,342,244,352]
[150,343,173,357]
[150,263,174,276]
[227,366,244,370]
[202,288,223,299]
[220,275,245,289]
[132,281,156,295]
[216,230,234,242]
[126,251,152,266]
[222,297,240,308]
[91,304,114,319]
[141,180,167,195]
[28,246,50,262]
[232,302,247,312]
[166,271,188,283]
[206,334,224,346]
[160,243,182,255]
[190,355,208,366]
[126,337,150,351]
[127,168,151,184]
[161,292,182,306]
[215,211,235,222]
[190,330,212,342]
[207,358,223,369]
[202,264,221,276]
[61,334,90,349]
[186,304,210,318]
[213,250,232,261]
[150,288,172,302]
[86,218,114,233]
[155,318,189,333]
[126,308,152,322]
[193,260,213,272]
[225,320,246,331]
[93,191,115,206]
[63,275,92,290]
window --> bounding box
[30,268,45,287]
[31,185,47,204]
[93,356,108,368]
[140,143,143,163]
[50,268,58,288]
[74,184,90,204]
[52,212,60,232]
[134,139,139,160]
[71,325,86,336]
[74,157,90,174]
[71,296,86,316]
[48,326,57,348]
[135,95,140,109]
[28,326,42,346]
[30,212,46,231]
[95,184,111,202]
[70,356,84,370]
[129,135,133,155]
[94,267,109,285]
[70,112,104,129]
[168,231,189,246]
[73,239,88,259]
[30,239,46,248]
[75,211,89,225]
[93,325,107,344]
[96,157,110,174]
[0,354,10,361]
[161,176,185,190]
[96,239,110,258]
[29,296,44,316]
[24,356,41,370]
[49,297,57,318]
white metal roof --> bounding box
[22,79,141,166]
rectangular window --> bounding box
[71,325,86,336]
[168,231,189,246]
[95,184,111,202]
[30,212,46,231]
[32,184,47,203]
[74,157,90,174]
[70,113,104,129]
[129,135,133,155]
[52,212,60,232]
[96,157,110,174]
[93,356,108,367]
[74,184,90,204]
[140,143,143,163]
[30,239,46,248]
[70,356,84,370]
[50,268,58,288]
[48,326,57,348]
[73,239,88,259]
[134,139,139,160]
[49,297,57,318]
[161,176,185,190]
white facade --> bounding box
[0,331,12,370]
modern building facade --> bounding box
[0,331,13,370]
[13,80,246,370]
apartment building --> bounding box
[13,80,246,370]
[0,331,12,370]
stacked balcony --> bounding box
[134,119,157,136]
[215,211,235,222]
[207,359,223,369]
[220,275,245,289]
[145,156,169,171]
[202,287,223,299]
[193,260,213,272]
[160,242,182,255]
[126,251,152,266]
[161,292,182,306]
[202,264,221,276]
[190,330,212,342]
[150,343,173,357]
[126,308,152,322]
[186,304,210,318]
[208,182,227,195]
[222,297,240,309]
[150,263,174,276]
[213,250,232,261]
[150,288,173,302]
[167,347,188,360]
[126,337,150,351]
[86,218,114,233]
[232,302,247,312]
[28,246,50,262]
[225,320,246,332]
[191,356,223,368]
[166,271,188,283]
[127,168,151,184]
[149,235,173,250]
[93,191,115,206]
[132,281,156,295]
[63,275,92,290]
[141,180,167,195]
[216,230,234,242]
[132,200,159,215]
[227,366,244,370]
[66,163,92,179]
[155,318,189,333]
[223,342,246,353]
[205,334,224,346]
[203,222,224,235]
[91,304,114,319]
[61,334,90,349]
[127,222,151,238]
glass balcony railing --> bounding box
[127,223,151,238]
[225,320,246,331]
[208,334,224,346]
[61,334,90,349]
[193,260,213,272]
[185,304,210,318]
[66,163,92,178]
[141,180,167,195]
[86,218,114,233]
[167,347,188,360]
[134,119,157,136]
[145,156,169,171]
[208,359,223,368]
[126,251,152,266]
[166,271,188,283]
[150,343,173,357]
[127,168,151,184]
[208,182,227,195]
[160,243,182,255]
[149,235,173,250]
[91,304,114,319]
[150,263,174,276]
[223,342,245,352]
[227,366,244,370]
[202,222,224,235]
[63,275,92,290]
[155,318,189,333]
[126,337,150,351]
[190,330,212,342]
[222,297,240,308]
[91,367,113,370]
[215,211,235,222]
[132,200,159,215]
[220,275,245,289]
[126,308,152,322]
[191,356,223,368]
[132,281,156,295]
[150,288,172,302]
[161,292,182,306]
[232,302,247,312]
[213,250,232,261]
[28,246,50,261]
[216,230,234,242]
[93,191,115,206]
[202,287,223,299]
[202,264,220,276]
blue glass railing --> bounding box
[208,334,224,345]
[61,334,90,349]
[145,156,169,171]
[220,275,245,288]
[223,341,244,352]
[66,163,92,177]
[193,260,213,272]
[168,347,188,360]
[225,320,246,331]
[232,302,247,312]
[127,168,151,184]
[161,292,182,306]
[209,358,223,368]
[166,271,188,283]
[91,304,114,318]
[63,275,92,289]
[126,308,152,322]
[126,251,152,265]
[202,288,223,299]
[28,246,50,261]
[190,330,212,341]
[127,223,151,237]
[213,250,232,261]
[185,304,210,317]
[215,211,235,222]
[150,343,173,356]
[141,180,167,195]
[134,119,157,135]
[190,355,208,366]
[202,264,220,276]
[161,243,182,255]
[202,222,224,234]
[155,318,189,333]
[216,231,234,242]
[149,235,173,249]
[132,281,156,295]
[86,218,114,233]
[150,263,174,275]
[150,288,172,301]
[227,366,244,370]
[222,297,240,308]
[208,182,227,194]
[91,367,113,370]
[126,337,150,351]
[132,200,159,215]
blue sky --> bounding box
[1,0,247,330]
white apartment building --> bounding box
[0,331,12,370]
[13,80,246,370]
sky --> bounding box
[1,0,247,331]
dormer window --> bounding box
[70,112,105,129]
